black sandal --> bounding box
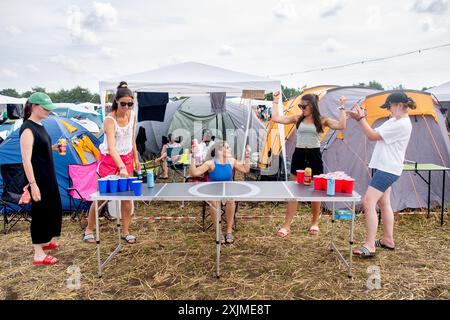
[375,239,395,251]
[353,246,376,258]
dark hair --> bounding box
[23,100,33,121]
[209,140,227,159]
[296,94,323,133]
[405,97,417,110]
[111,84,134,111]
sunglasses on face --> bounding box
[119,101,134,107]
[298,103,310,110]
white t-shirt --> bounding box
[369,116,412,176]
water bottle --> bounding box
[147,169,154,188]
[137,169,143,180]
[327,177,335,196]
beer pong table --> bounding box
[91,181,361,278]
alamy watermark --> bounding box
[366,265,381,290]
[66,262,81,290]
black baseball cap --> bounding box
[380,92,409,109]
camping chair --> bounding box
[0,164,31,234]
[67,162,99,229]
[167,146,188,181]
[185,169,239,232]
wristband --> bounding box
[119,166,126,170]
[29,181,36,185]
[357,115,366,122]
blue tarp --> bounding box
[0,115,100,211]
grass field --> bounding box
[0,198,448,300]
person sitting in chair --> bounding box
[158,133,181,179]
[189,140,251,244]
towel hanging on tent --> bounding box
[61,120,78,134]
[210,92,226,113]
[137,92,169,122]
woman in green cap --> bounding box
[20,92,64,265]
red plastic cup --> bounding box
[335,178,344,193]
[313,175,321,190]
[296,170,305,184]
[343,178,355,194]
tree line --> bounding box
[0,86,101,104]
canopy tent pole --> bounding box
[277,88,288,181]
[240,98,252,162]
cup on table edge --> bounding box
[296,170,305,184]
[127,176,138,191]
[131,180,143,196]
[118,177,128,192]
[98,178,109,194]
[343,178,355,194]
[108,176,119,193]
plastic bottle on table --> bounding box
[147,169,154,188]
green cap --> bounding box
[28,92,55,111]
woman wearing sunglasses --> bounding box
[83,82,141,244]
[271,91,346,237]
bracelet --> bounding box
[357,115,366,122]
[29,181,36,185]
[119,166,126,170]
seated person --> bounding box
[158,133,181,179]
[189,140,251,244]
[198,129,212,150]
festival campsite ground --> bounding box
[0,195,448,300]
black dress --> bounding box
[19,120,62,244]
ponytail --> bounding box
[23,100,32,121]
[405,97,417,110]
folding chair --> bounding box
[67,162,99,229]
[0,164,31,234]
[167,146,188,180]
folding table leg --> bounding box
[216,203,221,279]
[442,170,446,226]
[95,200,102,278]
[348,201,356,278]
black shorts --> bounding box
[290,148,324,176]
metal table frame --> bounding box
[403,163,450,226]
[91,181,360,278]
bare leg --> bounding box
[378,187,395,248]
[85,200,106,234]
[121,200,133,237]
[355,186,384,253]
[225,201,235,234]
[278,174,299,234]
[33,244,47,261]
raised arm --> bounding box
[270,91,301,125]
[323,96,347,130]
[346,103,382,141]
[232,145,251,173]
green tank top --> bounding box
[296,122,321,148]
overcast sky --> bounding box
[1,0,449,93]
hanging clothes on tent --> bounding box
[136,126,147,160]
[137,92,169,122]
[71,134,99,164]
[210,92,226,113]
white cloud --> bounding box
[272,0,297,20]
[412,0,450,14]
[5,25,22,36]
[100,47,118,59]
[1,69,19,78]
[49,55,86,73]
[321,38,342,53]
[367,6,382,30]
[26,64,40,73]
[419,16,448,32]
[66,2,118,45]
[320,0,345,18]
[218,44,235,56]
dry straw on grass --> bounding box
[0,199,448,300]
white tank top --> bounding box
[99,110,135,155]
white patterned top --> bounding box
[99,110,135,155]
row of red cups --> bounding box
[297,170,355,194]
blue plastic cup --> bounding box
[109,176,119,193]
[132,180,143,196]
[98,179,108,194]
[118,177,128,192]
[128,177,138,191]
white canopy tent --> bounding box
[0,94,26,105]
[427,81,450,102]
[99,62,287,178]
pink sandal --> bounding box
[277,227,290,238]
[33,255,59,265]
[42,242,59,251]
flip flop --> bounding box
[225,233,235,244]
[121,234,137,244]
[308,225,320,235]
[42,242,60,251]
[353,246,376,258]
[82,233,96,244]
[276,227,290,238]
[375,239,395,251]
[33,254,59,265]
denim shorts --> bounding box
[369,169,400,193]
